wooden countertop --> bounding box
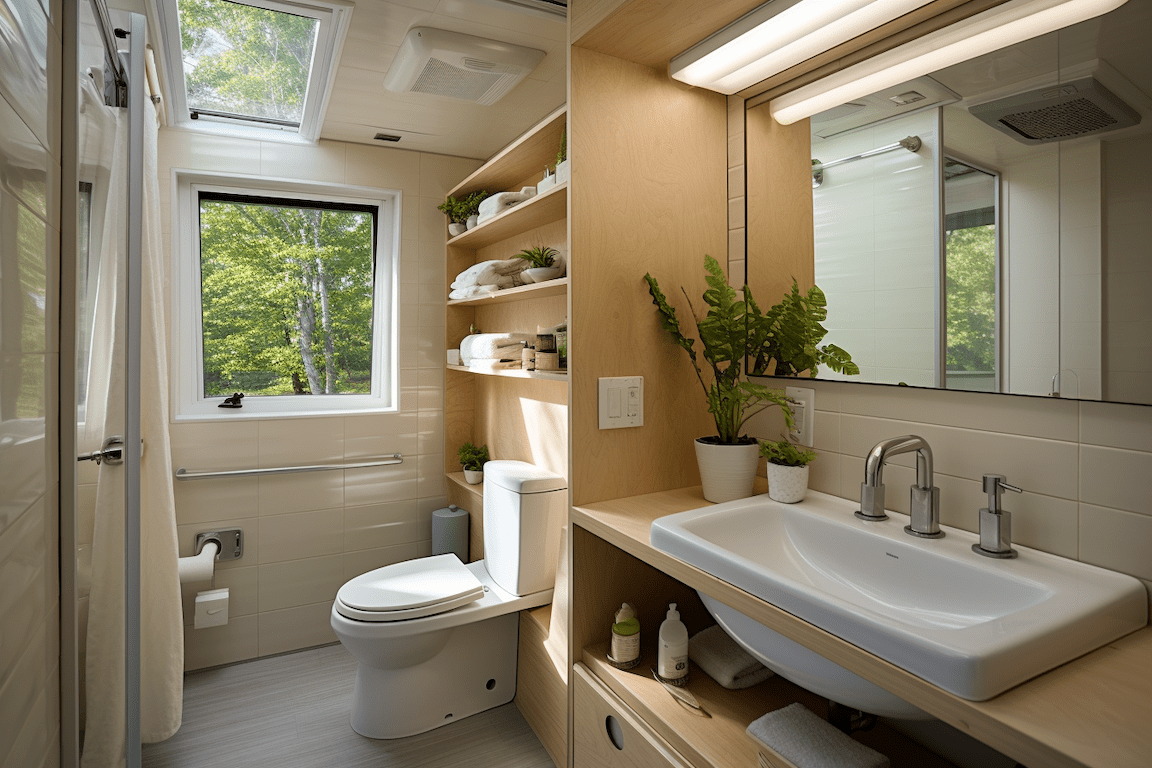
[572,485,1152,768]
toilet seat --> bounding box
[335,554,485,622]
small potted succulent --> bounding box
[515,245,562,283]
[438,196,469,237]
[457,442,490,485]
[462,190,490,230]
[760,439,817,504]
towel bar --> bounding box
[175,454,403,480]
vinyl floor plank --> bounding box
[143,644,555,768]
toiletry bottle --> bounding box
[657,602,689,683]
[610,603,640,668]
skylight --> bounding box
[156,0,352,142]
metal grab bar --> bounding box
[812,135,922,187]
[175,453,403,480]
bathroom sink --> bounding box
[651,491,1147,706]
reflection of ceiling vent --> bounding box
[384,28,545,106]
[969,78,1140,144]
[491,0,567,18]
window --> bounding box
[174,173,399,419]
[155,0,352,142]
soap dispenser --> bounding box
[657,602,689,685]
[972,474,1023,559]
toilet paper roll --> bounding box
[178,540,219,584]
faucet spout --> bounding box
[856,435,944,539]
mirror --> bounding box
[746,0,1152,405]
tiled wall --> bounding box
[108,132,476,669]
[0,0,62,765]
[727,94,745,284]
[811,110,939,388]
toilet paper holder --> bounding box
[195,529,243,561]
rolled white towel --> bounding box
[460,333,535,365]
[477,190,534,224]
[689,625,774,690]
[746,704,889,768]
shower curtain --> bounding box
[80,85,183,767]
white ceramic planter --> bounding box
[538,174,557,194]
[766,463,810,504]
[525,266,562,283]
[466,214,479,230]
[695,439,760,504]
[554,159,570,185]
[463,468,484,485]
[448,222,466,237]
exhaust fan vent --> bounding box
[384,28,545,106]
[970,78,1140,145]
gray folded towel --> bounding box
[746,703,890,768]
[689,624,775,689]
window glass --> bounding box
[177,0,319,126]
[197,193,376,397]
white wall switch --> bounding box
[599,376,643,429]
[785,386,815,447]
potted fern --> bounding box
[457,442,490,485]
[463,190,490,230]
[760,439,817,504]
[645,256,795,503]
[438,196,469,237]
[515,245,562,283]
[748,280,859,378]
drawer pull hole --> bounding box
[605,715,625,750]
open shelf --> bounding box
[583,642,956,768]
[445,471,484,504]
[447,183,567,250]
[447,364,568,382]
[448,106,566,198]
[448,277,568,307]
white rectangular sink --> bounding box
[651,491,1148,702]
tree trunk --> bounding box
[312,211,337,394]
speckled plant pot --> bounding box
[463,469,484,485]
[766,463,810,504]
[695,438,760,503]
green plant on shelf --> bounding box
[760,438,817,467]
[515,246,558,268]
[457,442,490,472]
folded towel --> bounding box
[689,625,774,689]
[477,189,536,224]
[451,258,529,291]
[460,333,535,365]
[747,704,889,768]
[448,285,500,301]
[468,359,522,372]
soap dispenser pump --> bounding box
[972,474,1023,559]
[657,602,689,685]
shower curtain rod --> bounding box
[89,0,128,101]
[174,454,405,480]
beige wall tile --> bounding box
[727,196,745,229]
[418,154,483,200]
[174,476,260,527]
[258,471,345,516]
[344,411,419,460]
[345,461,419,507]
[259,139,346,184]
[727,164,744,199]
[1081,400,1152,452]
[344,500,420,551]
[258,417,344,468]
[258,509,343,564]
[1079,504,1152,580]
[728,227,745,262]
[343,542,419,581]
[257,602,337,657]
[1080,445,1152,515]
[806,451,840,496]
[184,615,259,671]
[158,131,262,176]
[345,144,422,195]
[0,623,47,763]
[258,555,346,612]
[170,420,258,473]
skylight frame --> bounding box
[153,0,353,143]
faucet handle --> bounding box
[982,474,1022,514]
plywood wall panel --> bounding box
[569,46,727,506]
[474,376,568,479]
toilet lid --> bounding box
[336,554,484,621]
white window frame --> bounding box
[152,0,353,144]
[172,170,401,421]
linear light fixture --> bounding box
[669,0,938,95]
[770,0,1130,125]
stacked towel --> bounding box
[468,360,522,372]
[746,703,890,768]
[477,188,536,224]
[689,624,775,689]
[460,333,534,365]
[451,258,530,296]
[448,285,500,301]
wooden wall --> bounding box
[569,45,729,507]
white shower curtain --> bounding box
[80,90,183,767]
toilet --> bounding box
[330,460,566,739]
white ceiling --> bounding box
[320,0,567,159]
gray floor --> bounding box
[143,644,555,768]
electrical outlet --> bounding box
[599,376,643,429]
[785,386,815,447]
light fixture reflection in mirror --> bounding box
[746,0,1152,406]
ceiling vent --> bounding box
[383,28,545,106]
[490,0,567,19]
[969,78,1140,145]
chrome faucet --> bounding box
[855,435,944,538]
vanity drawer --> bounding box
[573,662,694,768]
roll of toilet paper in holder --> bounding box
[177,539,219,584]
[179,529,243,628]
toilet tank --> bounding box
[482,460,567,596]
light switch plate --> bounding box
[785,386,815,447]
[599,376,643,429]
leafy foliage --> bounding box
[462,190,489,217]
[177,0,317,122]
[557,128,567,165]
[945,225,996,374]
[457,442,490,471]
[515,246,558,268]
[198,198,375,397]
[645,256,795,445]
[760,439,817,467]
[437,196,470,224]
[747,281,860,378]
